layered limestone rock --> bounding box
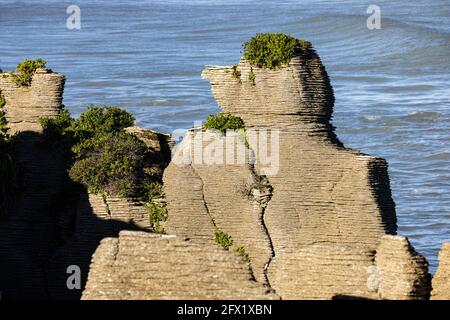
[46,126,172,299]
[431,243,450,300]
[0,69,65,134]
[46,193,151,299]
[163,45,427,299]
[0,70,68,299]
[375,235,430,300]
[124,126,173,178]
[164,130,273,284]
[82,230,278,300]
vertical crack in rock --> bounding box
[101,193,112,219]
[255,180,275,289]
[190,164,218,229]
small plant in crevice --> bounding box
[0,92,7,136]
[11,58,47,86]
[235,246,250,262]
[203,112,245,135]
[215,229,233,250]
[231,65,241,82]
[142,180,168,234]
[147,201,168,234]
[239,175,273,207]
[243,33,312,70]
[248,67,256,85]
[0,93,6,108]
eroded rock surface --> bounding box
[82,230,278,300]
[163,47,430,299]
[431,243,450,300]
[0,69,65,134]
[375,235,431,300]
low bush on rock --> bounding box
[215,229,233,249]
[203,112,245,135]
[235,246,250,262]
[41,105,169,229]
[68,131,147,197]
[243,33,311,69]
[11,58,47,86]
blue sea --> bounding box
[0,0,449,272]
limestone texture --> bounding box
[431,243,450,300]
[375,235,431,300]
[82,230,278,300]
[0,69,65,134]
[163,47,431,299]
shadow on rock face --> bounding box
[0,131,149,300]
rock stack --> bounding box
[0,69,65,134]
[163,42,430,299]
[431,243,450,300]
[0,70,68,299]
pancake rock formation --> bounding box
[0,69,65,134]
[163,37,431,299]
[431,243,450,300]
[82,231,278,300]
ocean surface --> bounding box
[0,0,449,272]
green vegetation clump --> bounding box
[41,105,170,229]
[235,246,250,261]
[203,112,245,135]
[70,105,134,142]
[68,131,147,197]
[248,68,256,85]
[40,105,135,157]
[215,229,233,250]
[142,180,168,234]
[142,180,164,201]
[243,33,311,69]
[0,92,7,136]
[0,94,5,108]
[11,58,47,86]
[147,202,168,234]
[41,106,143,196]
[231,65,241,82]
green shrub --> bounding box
[243,33,311,69]
[248,68,256,85]
[235,246,250,262]
[0,94,5,108]
[11,58,47,86]
[203,113,245,135]
[142,180,164,202]
[0,111,7,136]
[215,229,233,250]
[71,105,135,142]
[69,131,147,197]
[231,65,241,82]
[40,109,75,154]
[0,91,6,136]
[40,105,135,158]
[147,202,168,234]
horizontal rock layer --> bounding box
[0,69,65,134]
[82,230,278,300]
[431,243,450,300]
